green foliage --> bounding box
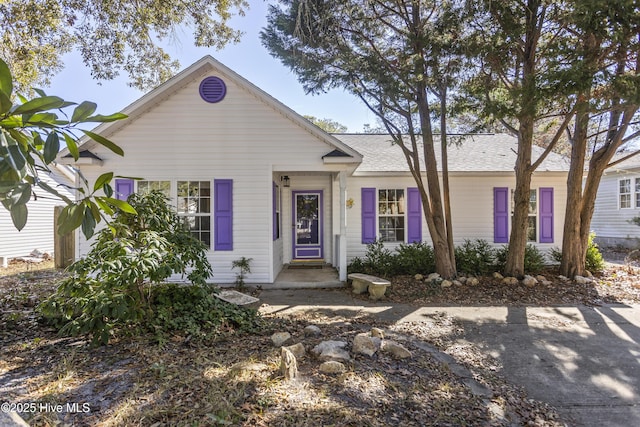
[495,244,547,275]
[0,57,132,237]
[39,191,213,345]
[394,242,435,275]
[303,115,348,133]
[232,257,253,289]
[363,239,397,277]
[150,283,263,341]
[585,232,605,273]
[455,239,496,276]
[1,0,248,92]
[550,233,604,274]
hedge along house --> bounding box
[59,56,569,286]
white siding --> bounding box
[345,174,567,261]
[592,172,640,246]
[75,69,341,283]
[0,168,74,264]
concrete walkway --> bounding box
[258,288,640,427]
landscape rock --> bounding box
[441,280,452,288]
[304,325,322,337]
[427,273,441,282]
[502,276,519,286]
[522,275,538,287]
[280,346,298,380]
[414,273,424,281]
[541,280,552,286]
[574,275,592,284]
[381,341,412,359]
[467,277,480,286]
[370,328,385,339]
[453,280,463,287]
[319,361,346,374]
[585,270,593,278]
[493,272,504,280]
[271,332,292,347]
[536,275,547,282]
[352,333,381,357]
[285,343,306,359]
[457,276,467,284]
[558,275,570,282]
[312,340,350,361]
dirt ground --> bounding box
[1,254,639,426]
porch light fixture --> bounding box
[281,175,290,187]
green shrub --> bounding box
[494,244,546,274]
[39,191,215,345]
[586,232,605,273]
[549,247,562,264]
[547,234,604,274]
[454,239,496,275]
[363,239,397,277]
[347,256,369,275]
[394,242,435,275]
[150,283,263,341]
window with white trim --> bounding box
[378,189,405,242]
[177,181,211,247]
[635,178,640,208]
[137,180,171,198]
[512,189,537,242]
[620,178,631,209]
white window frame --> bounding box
[377,189,405,242]
[620,178,632,209]
[137,180,171,198]
[511,188,538,243]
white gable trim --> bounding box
[58,56,362,164]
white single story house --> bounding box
[0,163,75,267]
[58,56,569,284]
[591,153,640,248]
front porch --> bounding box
[271,263,343,289]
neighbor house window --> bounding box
[137,180,171,198]
[177,181,211,246]
[378,189,405,242]
[512,189,537,242]
[620,179,631,209]
[635,178,640,208]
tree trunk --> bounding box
[504,122,534,277]
[416,109,456,278]
[560,98,590,277]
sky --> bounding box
[45,2,375,133]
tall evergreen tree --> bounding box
[262,0,468,278]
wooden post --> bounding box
[53,206,75,269]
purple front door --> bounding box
[292,191,323,259]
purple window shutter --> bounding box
[407,187,422,243]
[272,182,277,241]
[539,187,554,243]
[115,179,134,201]
[214,179,233,251]
[494,187,509,243]
[361,188,376,243]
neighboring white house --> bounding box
[0,164,75,267]
[58,55,570,284]
[591,153,640,248]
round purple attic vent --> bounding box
[199,76,226,103]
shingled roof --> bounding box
[334,133,569,174]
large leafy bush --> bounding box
[40,191,214,344]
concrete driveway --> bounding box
[259,289,640,427]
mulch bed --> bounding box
[2,257,640,426]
